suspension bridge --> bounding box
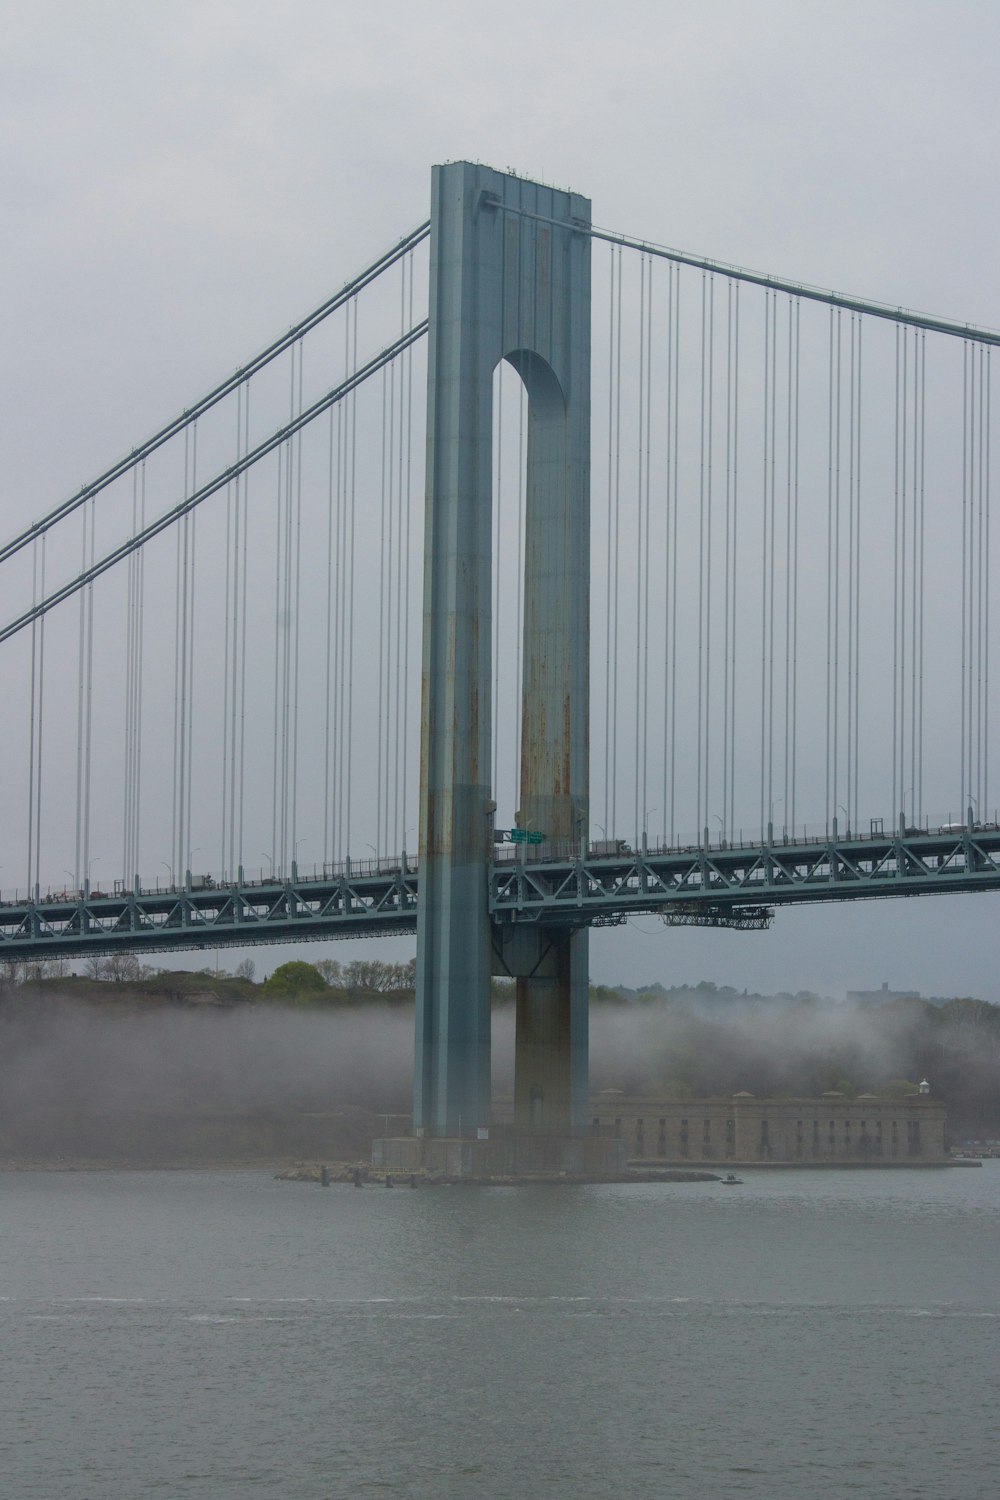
[2,163,997,1148]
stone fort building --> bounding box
[588,1091,946,1164]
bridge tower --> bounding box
[414,163,591,1142]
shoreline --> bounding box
[0,1155,977,1178]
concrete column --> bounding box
[414,163,591,1138]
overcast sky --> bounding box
[3,0,1000,999]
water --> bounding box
[2,1166,997,1498]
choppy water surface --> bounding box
[1,1165,997,1498]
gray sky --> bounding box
[3,0,1000,999]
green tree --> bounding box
[261,960,326,1002]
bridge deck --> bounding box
[2,827,999,961]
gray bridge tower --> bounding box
[414,162,591,1143]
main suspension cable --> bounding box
[0,222,430,568]
[0,323,428,645]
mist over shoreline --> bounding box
[2,974,998,1160]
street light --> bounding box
[161,860,173,887]
[261,853,273,879]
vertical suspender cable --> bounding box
[402,252,415,853]
[643,261,653,841]
[662,263,678,845]
[283,361,296,871]
[387,347,397,855]
[135,462,147,885]
[75,500,93,890]
[729,283,740,844]
[236,389,249,876]
[770,292,779,836]
[27,536,46,896]
[970,342,978,816]
[186,426,198,875]
[604,248,614,837]
[390,347,400,851]
[984,348,991,817]
[910,330,920,822]
[704,276,715,842]
[722,281,733,843]
[983,345,989,816]
[852,318,861,832]
[901,331,909,825]
[82,499,95,889]
[335,314,350,862]
[767,286,773,840]
[833,311,843,829]
[917,332,926,819]
[979,345,987,815]
[394,287,406,852]
[697,274,707,841]
[670,266,681,845]
[790,300,801,834]
[899,325,905,834]
[722,278,739,845]
[221,425,235,879]
[960,342,968,819]
[172,482,183,883]
[324,394,336,869]
[611,250,622,835]
[634,255,647,845]
[35,535,47,896]
[346,300,358,858]
[290,342,304,869]
[851,316,857,834]
[824,308,834,831]
[783,301,794,838]
[270,434,284,876]
[377,365,389,856]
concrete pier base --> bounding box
[372,1134,628,1179]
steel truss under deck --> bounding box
[2,828,1000,962]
